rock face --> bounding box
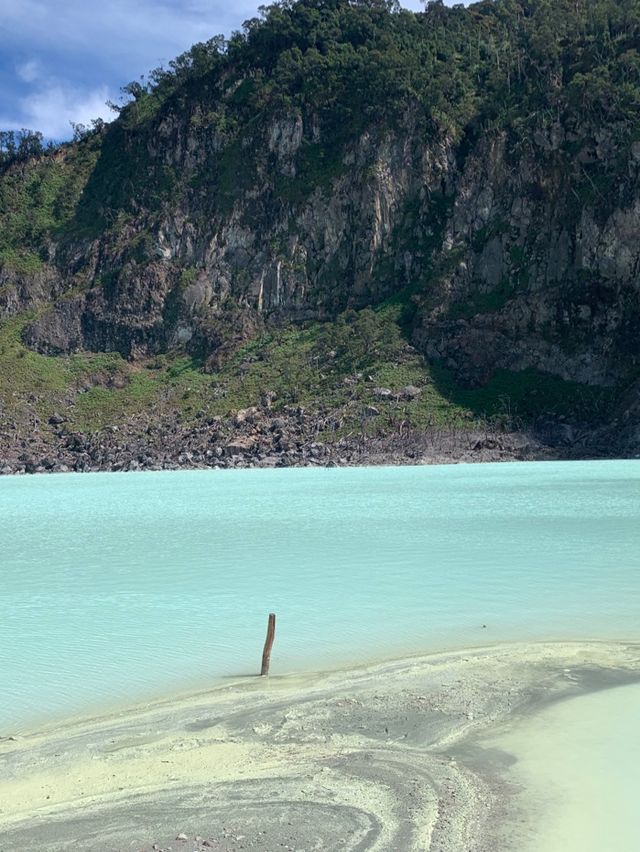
[413,133,640,389]
[1,0,640,453]
[10,114,640,394]
[17,116,452,361]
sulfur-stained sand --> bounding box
[1,641,639,852]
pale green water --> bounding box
[490,682,640,851]
[0,460,639,732]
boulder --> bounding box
[373,387,393,400]
[400,385,422,400]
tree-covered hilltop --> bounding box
[7,0,640,243]
[1,0,640,471]
[73,0,640,224]
[120,0,640,133]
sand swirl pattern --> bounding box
[1,641,639,851]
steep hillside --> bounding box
[1,0,639,472]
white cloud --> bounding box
[16,59,43,83]
[0,1,259,137]
[0,1,260,74]
[1,82,117,139]
[0,0,457,138]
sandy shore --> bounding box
[1,640,639,852]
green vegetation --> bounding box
[3,0,639,241]
[0,306,618,440]
[54,0,640,227]
[0,134,101,269]
[0,0,637,445]
[0,130,50,169]
[430,365,615,425]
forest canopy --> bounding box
[109,0,640,139]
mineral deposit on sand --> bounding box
[1,641,638,852]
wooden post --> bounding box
[260,613,276,676]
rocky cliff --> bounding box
[1,0,639,471]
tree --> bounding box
[0,129,46,169]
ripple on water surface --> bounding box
[1,460,639,730]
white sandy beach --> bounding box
[1,640,639,851]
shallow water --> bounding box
[1,460,639,731]
[491,681,640,851]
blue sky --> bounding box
[0,0,428,140]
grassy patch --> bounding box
[0,315,71,401]
[0,306,620,440]
[72,374,159,429]
[0,136,101,262]
[0,248,44,274]
[430,365,616,424]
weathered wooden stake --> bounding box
[260,612,276,676]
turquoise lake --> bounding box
[1,460,639,732]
